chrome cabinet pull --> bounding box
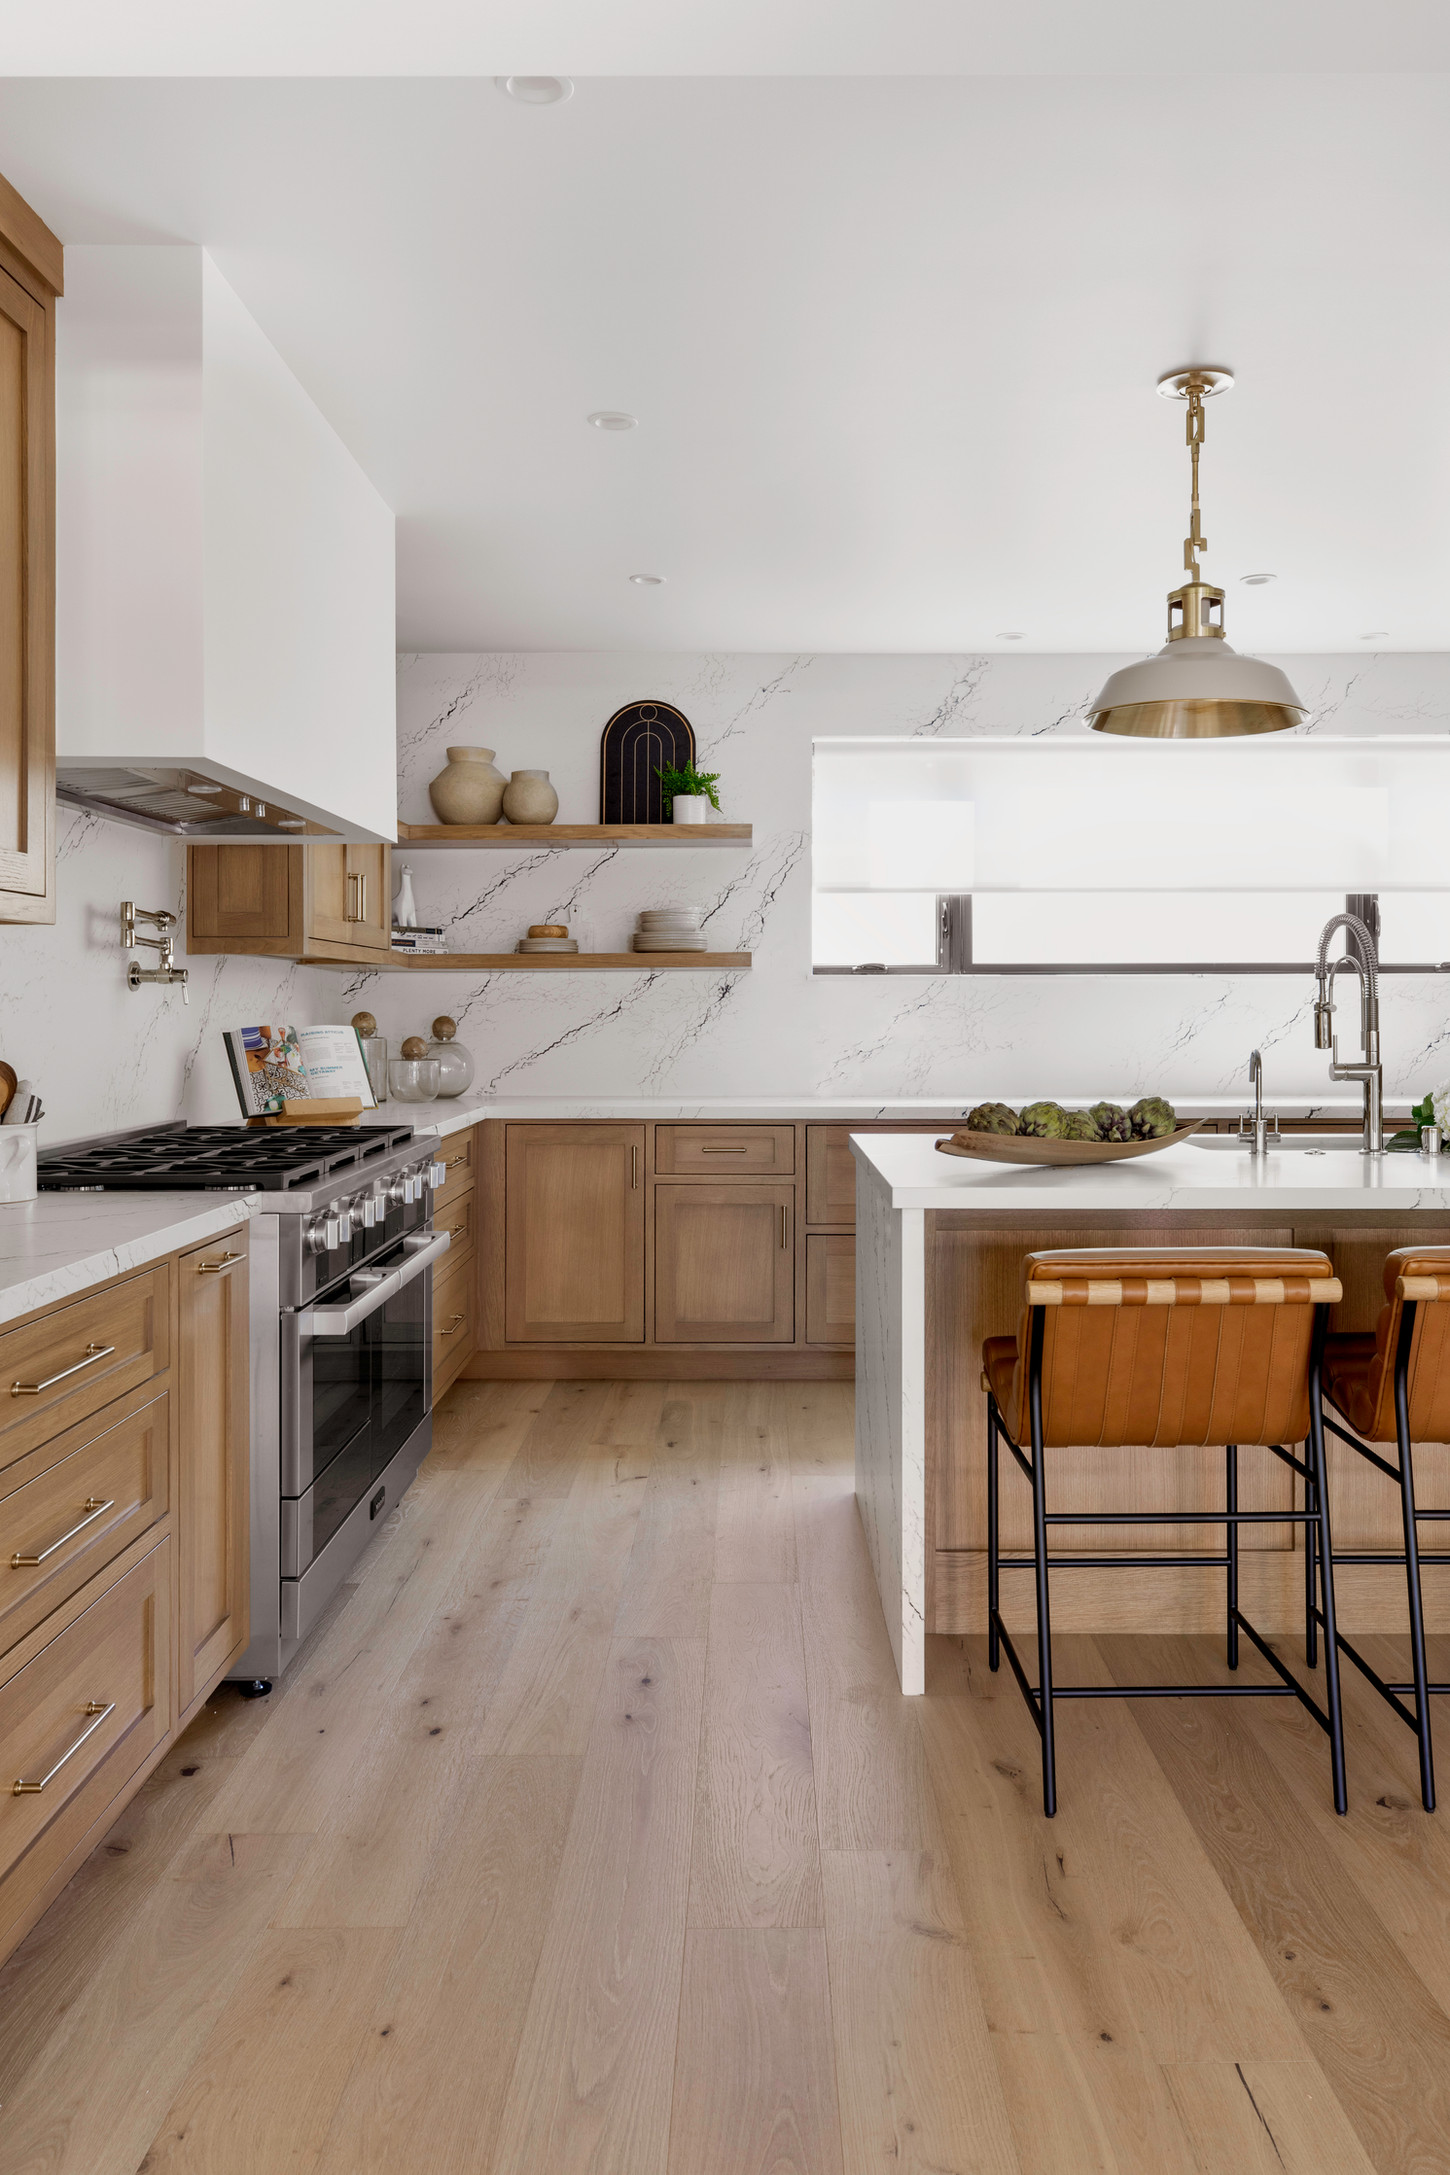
[10,1342,116,1399]
[12,1498,115,1569]
[14,1702,116,1794]
[197,1251,244,1276]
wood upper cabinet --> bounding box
[0,174,61,926]
[505,1124,645,1343]
[175,1230,249,1710]
[654,1183,795,1343]
[186,843,391,960]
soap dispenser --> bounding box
[425,1015,474,1098]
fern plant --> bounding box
[655,762,722,816]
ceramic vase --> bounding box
[428,746,506,825]
[671,793,711,825]
[501,769,559,825]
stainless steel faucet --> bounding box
[1313,910,1382,1153]
[1238,1048,1279,1155]
[121,902,189,1005]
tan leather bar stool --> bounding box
[1322,1247,1450,1811]
[981,1246,1347,1817]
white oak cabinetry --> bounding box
[186,843,392,963]
[0,1235,250,1969]
[0,171,61,925]
[503,1125,646,1344]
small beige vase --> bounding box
[428,746,506,825]
[501,769,559,825]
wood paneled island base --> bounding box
[852,1134,1450,1693]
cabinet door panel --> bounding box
[806,1234,855,1347]
[505,1125,645,1343]
[304,845,390,953]
[0,261,53,922]
[655,1184,794,1343]
[176,1234,249,1708]
[806,1127,858,1227]
[188,844,297,945]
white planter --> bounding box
[671,795,710,825]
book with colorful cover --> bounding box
[223,1024,378,1118]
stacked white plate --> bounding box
[633,908,706,953]
[517,936,579,953]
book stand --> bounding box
[245,1097,366,1130]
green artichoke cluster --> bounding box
[965,1096,1178,1142]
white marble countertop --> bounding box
[851,1132,1450,1213]
[0,1193,255,1329]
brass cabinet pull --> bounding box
[10,1342,116,1399]
[357,872,367,923]
[447,1221,467,1240]
[13,1701,115,1794]
[12,1497,115,1569]
[631,1144,640,1189]
[346,869,367,923]
[701,1144,748,1155]
[780,1205,790,1250]
[445,1151,468,1170]
[197,1251,244,1276]
[440,1313,466,1337]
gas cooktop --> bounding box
[39,1122,418,1193]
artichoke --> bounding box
[1017,1100,1070,1139]
[1130,1094,1178,1139]
[966,1102,1019,1135]
[1062,1110,1100,1142]
[1090,1100,1133,1143]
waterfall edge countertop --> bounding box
[848,1131,1450,1701]
[0,1194,255,1328]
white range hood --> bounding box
[55,247,396,844]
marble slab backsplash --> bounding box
[3,649,1449,1147]
[348,650,1450,1110]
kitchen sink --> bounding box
[1189,1132,1369,1151]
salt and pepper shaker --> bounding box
[351,1011,389,1103]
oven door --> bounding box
[281,1231,449,1578]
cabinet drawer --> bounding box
[655,1125,795,1176]
[434,1191,475,1262]
[434,1129,477,1210]
[0,1385,169,1659]
[433,1251,476,1390]
[0,1267,170,1475]
[806,1235,855,1347]
[0,1540,172,1955]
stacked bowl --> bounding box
[517,922,579,955]
[633,908,706,954]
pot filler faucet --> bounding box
[1313,911,1382,1154]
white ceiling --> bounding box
[0,71,1447,652]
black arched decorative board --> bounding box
[599,700,696,824]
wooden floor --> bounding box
[3,1379,1450,2173]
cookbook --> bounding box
[223,1023,378,1118]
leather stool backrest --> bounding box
[1007,1246,1340,1449]
[1336,1247,1450,1443]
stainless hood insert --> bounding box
[55,764,335,840]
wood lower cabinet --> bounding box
[0,172,61,926]
[806,1234,855,1346]
[186,842,391,962]
[175,1232,249,1711]
[655,1184,795,1343]
[505,1124,645,1343]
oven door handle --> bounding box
[392,1230,451,1291]
[297,1268,401,1338]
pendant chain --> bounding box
[1183,377,1208,575]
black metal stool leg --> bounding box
[1305,1458,1318,1669]
[1392,1307,1436,1811]
[987,1395,1001,1671]
[1309,1328,1349,1815]
[1028,1311,1057,1817]
[1226,1443,1239,1670]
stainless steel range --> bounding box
[39,1121,450,1691]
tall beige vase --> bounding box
[428,746,506,825]
[501,769,559,824]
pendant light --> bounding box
[1089,368,1306,738]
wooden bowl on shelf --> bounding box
[934,1122,1204,1167]
[527,924,569,939]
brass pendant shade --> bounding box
[1089,368,1306,740]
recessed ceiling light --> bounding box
[997,630,1026,640]
[495,76,573,104]
[587,411,637,431]
[1360,630,1388,641]
[1239,572,1276,586]
[629,574,665,586]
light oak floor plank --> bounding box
[667,1927,844,2175]
[313,1754,581,2175]
[489,1634,707,2175]
[1162,2057,1380,2175]
[612,1386,722,1640]
[714,1381,795,1585]
[689,1580,822,1928]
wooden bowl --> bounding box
[934,1121,1204,1168]
[528,924,569,939]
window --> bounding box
[812,736,1450,973]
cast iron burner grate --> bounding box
[38,1123,418,1193]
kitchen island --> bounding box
[852,1132,1450,1692]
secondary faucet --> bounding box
[1238,1048,1279,1155]
[121,902,189,1006]
[1313,910,1382,1154]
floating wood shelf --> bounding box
[395,822,752,850]
[305,951,753,974]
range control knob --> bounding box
[387,1171,417,1208]
[359,1192,380,1230]
[335,1204,354,1244]
[306,1213,340,1256]
[427,1161,446,1191]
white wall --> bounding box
[345,650,1450,1110]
